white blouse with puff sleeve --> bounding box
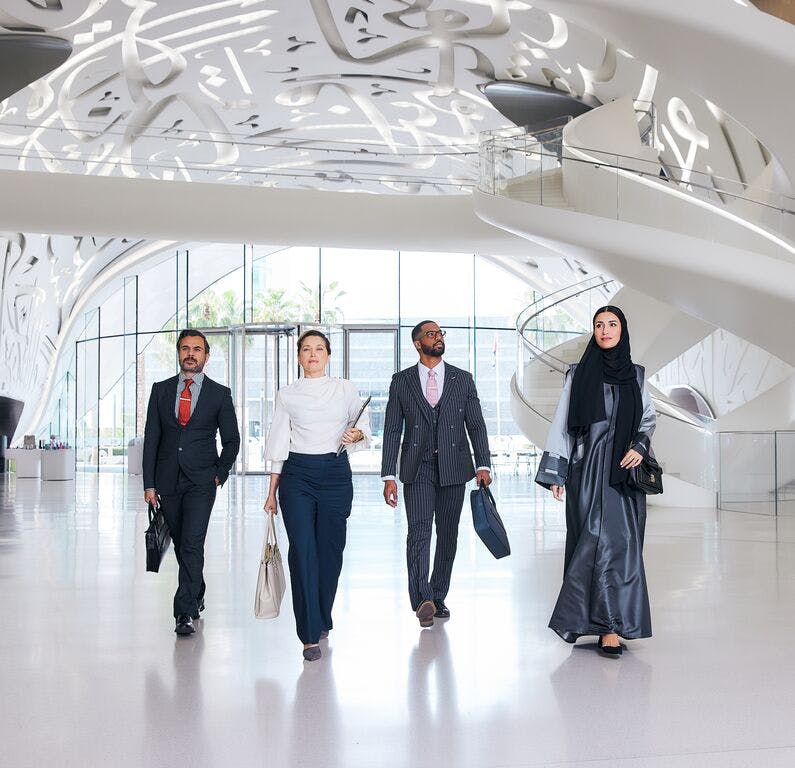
[264,376,372,473]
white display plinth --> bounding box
[127,438,144,476]
[5,448,41,478]
[41,449,75,481]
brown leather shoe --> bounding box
[415,600,436,628]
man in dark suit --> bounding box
[143,329,240,636]
[382,320,491,628]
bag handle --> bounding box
[266,510,278,545]
[478,478,496,506]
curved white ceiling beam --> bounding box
[0,168,542,257]
[531,0,795,183]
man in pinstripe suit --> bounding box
[382,320,492,628]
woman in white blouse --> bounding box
[263,329,371,662]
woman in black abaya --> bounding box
[535,306,656,657]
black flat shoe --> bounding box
[597,637,622,657]
[175,615,195,636]
[434,600,450,619]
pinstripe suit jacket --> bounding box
[381,363,491,487]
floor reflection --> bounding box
[144,630,209,764]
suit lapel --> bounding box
[406,365,433,422]
[436,364,460,415]
[162,376,180,425]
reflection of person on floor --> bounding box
[263,330,371,662]
[407,627,461,766]
[144,633,209,764]
[535,306,656,657]
[143,329,240,636]
[382,320,492,628]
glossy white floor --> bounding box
[3,471,795,768]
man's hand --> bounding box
[476,469,492,487]
[551,484,564,502]
[383,480,398,507]
[144,489,158,507]
[214,476,221,486]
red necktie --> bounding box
[178,379,193,426]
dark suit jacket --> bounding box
[143,375,240,494]
[381,363,491,487]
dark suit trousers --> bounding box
[279,452,353,644]
[160,470,217,618]
[403,458,466,611]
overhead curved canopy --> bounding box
[482,81,594,131]
[0,33,71,101]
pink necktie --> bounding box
[426,369,439,407]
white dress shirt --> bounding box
[418,360,445,399]
[264,376,371,474]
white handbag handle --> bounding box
[267,510,278,542]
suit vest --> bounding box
[423,403,440,460]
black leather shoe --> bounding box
[434,600,450,619]
[192,598,205,621]
[175,615,195,636]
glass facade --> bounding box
[50,245,536,473]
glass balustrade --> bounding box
[478,127,795,244]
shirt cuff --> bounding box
[381,475,396,482]
[475,466,491,472]
[268,461,284,474]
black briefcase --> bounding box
[145,500,171,573]
[470,481,510,559]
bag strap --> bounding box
[479,479,496,506]
[266,511,278,545]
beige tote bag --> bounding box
[254,512,286,619]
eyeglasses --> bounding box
[421,329,446,339]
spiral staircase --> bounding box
[479,97,795,508]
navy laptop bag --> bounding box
[470,481,510,559]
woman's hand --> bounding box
[263,494,278,516]
[551,484,564,501]
[340,427,363,444]
[620,448,644,469]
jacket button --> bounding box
[178,447,183,451]
[451,443,455,447]
[413,443,417,447]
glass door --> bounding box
[344,327,398,472]
[230,324,296,473]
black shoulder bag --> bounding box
[627,454,663,495]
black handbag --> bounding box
[628,455,664,495]
[470,481,510,559]
[145,500,171,573]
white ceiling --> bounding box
[0,0,779,196]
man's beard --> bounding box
[181,358,204,373]
[420,340,445,357]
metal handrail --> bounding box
[483,133,795,216]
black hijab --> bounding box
[567,305,642,491]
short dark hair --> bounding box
[176,329,210,354]
[297,329,331,354]
[411,320,436,342]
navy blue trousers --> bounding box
[278,452,353,644]
[160,470,217,618]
